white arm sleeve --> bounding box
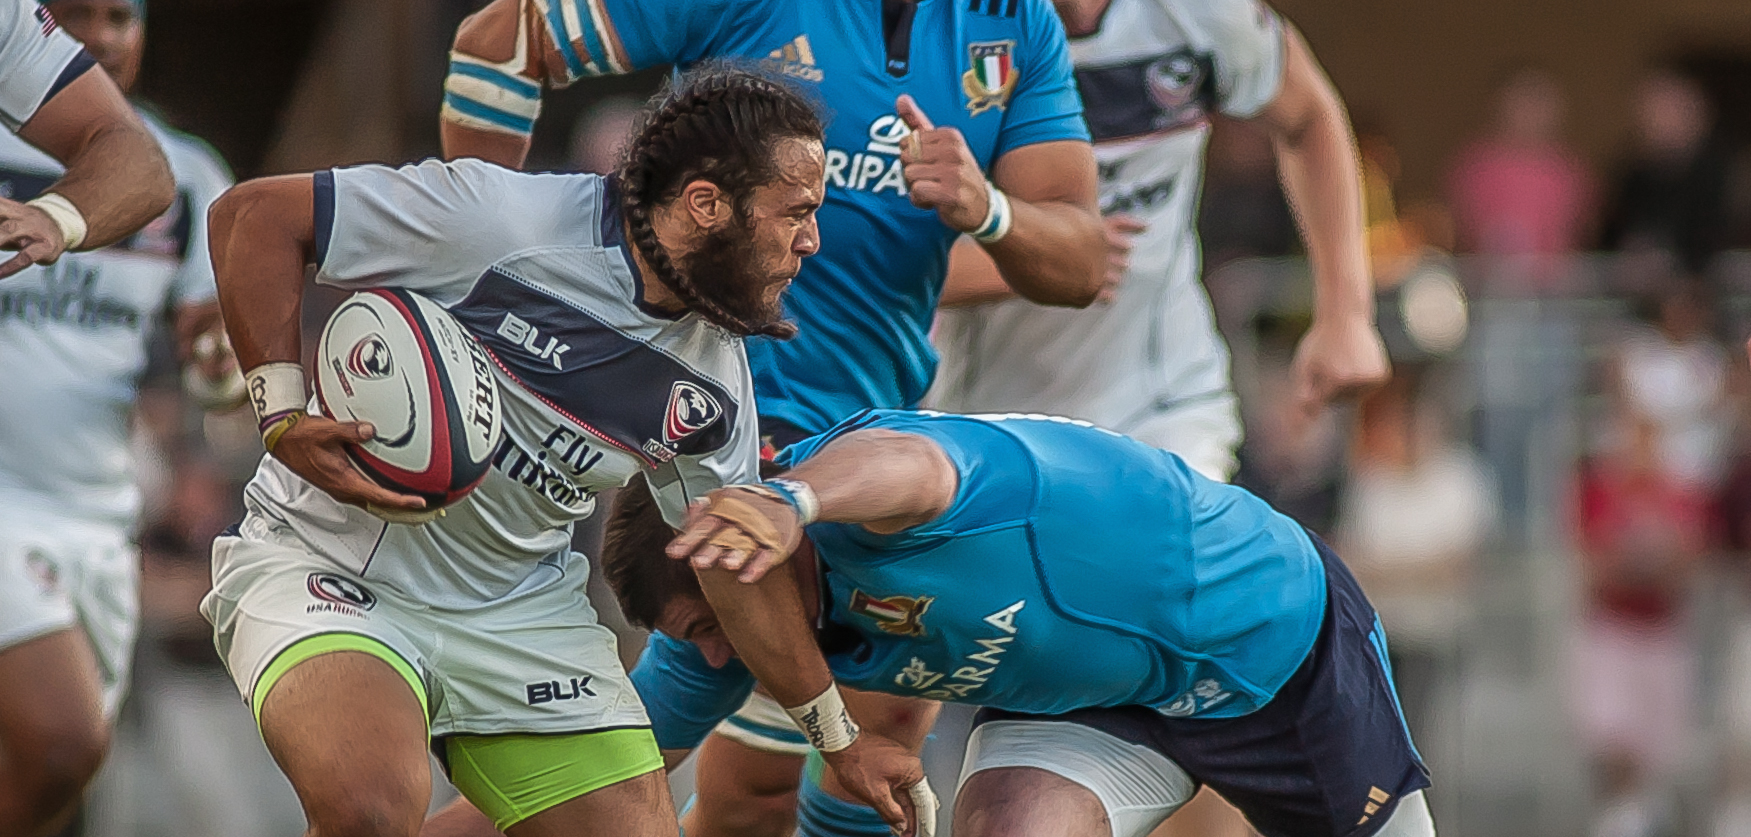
[1162,0,1285,119]
[314,157,595,305]
[649,368,762,528]
[0,0,86,132]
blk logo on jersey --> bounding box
[526,676,595,705]
[346,334,394,380]
[850,590,933,637]
[306,572,377,618]
[496,312,571,370]
[963,41,1018,116]
[663,381,722,443]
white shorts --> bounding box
[1117,392,1242,482]
[957,719,1437,837]
[201,531,650,738]
[711,689,811,757]
[0,518,137,718]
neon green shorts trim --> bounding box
[446,728,665,830]
[252,632,429,726]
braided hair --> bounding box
[617,66,825,339]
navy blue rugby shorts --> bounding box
[971,534,1430,837]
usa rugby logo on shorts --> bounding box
[850,590,933,637]
[962,41,1018,116]
[663,381,723,443]
[306,572,377,616]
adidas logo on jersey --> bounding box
[767,35,823,82]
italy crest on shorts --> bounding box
[963,41,1018,116]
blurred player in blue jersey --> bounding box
[615,410,1436,837]
[0,1,236,833]
[436,3,1107,836]
[0,0,172,278]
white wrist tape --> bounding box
[909,778,941,837]
[246,362,308,425]
[785,683,860,753]
[763,477,820,526]
[26,192,87,251]
[969,182,1012,244]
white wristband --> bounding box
[246,362,308,425]
[26,192,87,251]
[784,683,860,753]
[763,477,820,526]
[969,182,1012,244]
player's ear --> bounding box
[679,180,732,231]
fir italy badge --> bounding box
[962,41,1018,115]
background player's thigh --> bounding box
[260,650,433,837]
[506,771,678,837]
[685,733,806,837]
[955,768,1111,837]
[0,627,109,837]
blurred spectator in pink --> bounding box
[1607,282,1733,490]
[1600,71,1728,276]
[1337,370,1497,748]
[1572,416,1711,837]
[1447,67,1596,294]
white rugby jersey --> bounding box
[0,0,88,131]
[930,0,1283,436]
[236,159,760,605]
[0,110,231,529]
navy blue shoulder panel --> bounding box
[449,268,739,464]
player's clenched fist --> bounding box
[896,94,990,234]
[0,196,70,279]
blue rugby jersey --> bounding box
[445,0,1090,434]
[633,410,1329,750]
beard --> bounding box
[670,216,793,338]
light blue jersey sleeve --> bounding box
[994,0,1091,158]
[629,631,757,751]
[780,410,1035,545]
[594,0,768,72]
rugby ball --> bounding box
[314,288,503,511]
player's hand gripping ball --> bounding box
[311,289,504,523]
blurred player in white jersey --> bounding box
[933,0,1386,482]
[0,0,172,279]
[930,0,1387,832]
[0,1,236,833]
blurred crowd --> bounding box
[91,65,1751,837]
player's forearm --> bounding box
[441,119,533,169]
[207,176,316,370]
[1269,32,1373,325]
[694,565,835,709]
[19,69,173,249]
[782,430,958,533]
[980,198,1104,308]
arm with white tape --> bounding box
[689,543,930,836]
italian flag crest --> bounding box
[850,590,934,637]
[962,41,1019,116]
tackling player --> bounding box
[203,68,921,837]
[0,0,172,278]
[613,410,1435,837]
[438,2,1107,834]
[933,0,1388,481]
[0,1,235,833]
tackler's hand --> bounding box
[896,95,990,235]
[821,735,934,837]
[667,485,806,582]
